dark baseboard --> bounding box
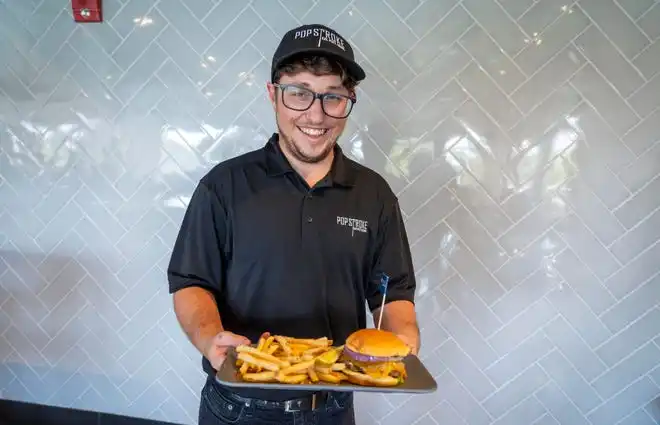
[0,399,181,425]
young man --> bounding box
[167,23,420,425]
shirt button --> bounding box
[307,217,313,223]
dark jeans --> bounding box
[199,378,356,425]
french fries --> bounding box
[234,334,348,385]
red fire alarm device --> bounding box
[72,0,102,23]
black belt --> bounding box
[215,384,335,412]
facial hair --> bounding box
[277,124,336,164]
[276,105,341,164]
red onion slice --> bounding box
[343,346,403,363]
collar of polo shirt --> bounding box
[264,133,357,187]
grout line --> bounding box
[107,0,161,58]
[510,1,581,62]
[630,34,659,64]
[588,340,658,388]
[398,21,476,102]
[506,24,593,120]
[400,0,423,21]
[25,20,81,95]
[491,234,567,290]
[496,0,537,21]
[273,0,305,25]
[617,103,660,153]
[460,4,529,80]
[573,44,646,123]
[490,0,539,43]
[612,0,655,44]
[355,19,419,80]
[544,305,610,383]
[347,42,419,123]
[552,263,616,329]
[446,187,510,259]
[569,77,639,159]
[392,95,472,195]
[629,136,660,161]
[551,232,619,302]
[398,28,475,109]
[604,238,660,290]
[555,175,627,269]
[611,172,660,216]
[397,2,462,59]
[26,6,67,59]
[535,364,601,422]
[608,201,660,251]
[408,201,462,250]
[480,361,548,406]
[577,2,651,87]
[442,220,510,305]
[591,306,660,357]
[583,374,658,419]
[378,0,423,43]
[438,278,505,345]
[635,0,659,23]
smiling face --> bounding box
[267,57,357,168]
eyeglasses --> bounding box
[273,83,355,119]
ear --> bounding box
[266,82,277,108]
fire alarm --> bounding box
[72,0,102,23]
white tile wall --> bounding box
[0,0,659,424]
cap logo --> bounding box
[294,27,346,51]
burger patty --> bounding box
[345,361,403,378]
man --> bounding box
[167,23,420,425]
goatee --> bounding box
[278,125,336,164]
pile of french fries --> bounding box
[234,334,348,385]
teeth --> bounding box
[299,127,327,136]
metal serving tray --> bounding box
[215,347,438,394]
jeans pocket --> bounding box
[202,383,246,424]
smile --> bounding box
[297,126,328,137]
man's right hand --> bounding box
[202,331,251,371]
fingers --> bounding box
[216,331,251,347]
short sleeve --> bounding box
[167,181,229,295]
[366,199,417,311]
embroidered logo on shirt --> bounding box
[337,216,368,236]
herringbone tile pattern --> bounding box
[1,0,659,424]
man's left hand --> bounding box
[397,333,419,356]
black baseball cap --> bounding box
[271,24,366,83]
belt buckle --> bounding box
[283,394,318,412]
[284,398,302,412]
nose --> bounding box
[306,97,325,123]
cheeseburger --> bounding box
[341,329,410,386]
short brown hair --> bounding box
[272,54,359,91]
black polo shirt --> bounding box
[167,133,416,400]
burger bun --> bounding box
[342,369,401,387]
[345,329,411,359]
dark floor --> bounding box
[0,399,181,425]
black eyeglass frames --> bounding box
[273,83,355,119]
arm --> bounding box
[373,300,420,355]
[367,199,421,355]
[173,286,224,356]
[168,182,247,365]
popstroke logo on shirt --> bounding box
[337,216,368,236]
